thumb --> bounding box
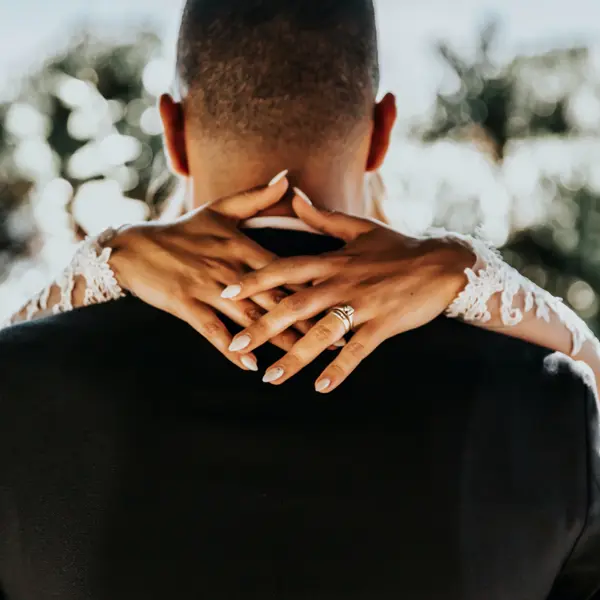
[292,188,376,242]
[211,170,289,221]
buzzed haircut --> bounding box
[176,0,380,148]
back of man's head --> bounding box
[176,0,379,153]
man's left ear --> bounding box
[159,94,190,177]
[366,92,397,172]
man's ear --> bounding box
[159,94,190,177]
[366,92,397,172]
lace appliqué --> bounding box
[439,229,599,357]
[53,231,125,313]
[2,229,124,329]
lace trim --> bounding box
[436,229,599,357]
[55,230,125,313]
[1,229,124,329]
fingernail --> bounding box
[315,379,331,393]
[263,367,285,383]
[241,355,259,371]
[334,339,346,348]
[268,169,289,186]
[221,284,242,299]
[229,335,251,352]
[293,187,313,206]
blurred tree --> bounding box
[0,28,176,280]
[424,20,600,332]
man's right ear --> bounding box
[366,93,397,173]
[159,94,190,177]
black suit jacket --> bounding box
[0,229,598,600]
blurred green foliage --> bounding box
[0,29,175,275]
[424,20,600,331]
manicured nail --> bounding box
[334,339,346,348]
[241,355,259,371]
[263,367,284,383]
[229,334,251,352]
[315,379,331,393]
[293,187,313,206]
[221,284,242,299]
[268,169,289,186]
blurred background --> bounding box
[2,0,600,331]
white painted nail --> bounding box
[268,169,289,186]
[315,379,331,393]
[221,284,242,299]
[263,367,285,383]
[334,339,346,348]
[241,355,259,371]
[293,187,313,206]
[229,335,251,352]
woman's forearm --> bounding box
[7,276,88,326]
[442,230,600,395]
[3,230,125,329]
[477,291,600,391]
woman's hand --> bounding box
[222,194,475,392]
[107,173,311,371]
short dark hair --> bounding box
[176,0,379,149]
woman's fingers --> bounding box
[249,290,320,337]
[239,237,278,270]
[211,170,289,221]
[175,300,260,371]
[214,296,301,353]
[292,189,377,242]
[227,285,344,354]
[221,256,342,300]
[313,323,387,393]
[258,311,350,385]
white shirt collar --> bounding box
[241,216,324,235]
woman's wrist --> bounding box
[433,239,475,306]
[99,225,135,294]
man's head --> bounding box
[160,0,396,213]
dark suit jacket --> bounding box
[0,229,598,600]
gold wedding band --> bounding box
[329,305,355,334]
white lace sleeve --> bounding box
[1,228,125,330]
[428,229,600,357]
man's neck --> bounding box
[189,163,369,218]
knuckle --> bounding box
[283,353,302,369]
[283,294,306,314]
[282,258,302,275]
[333,273,354,287]
[244,306,263,322]
[202,321,224,337]
[328,363,346,379]
[345,341,366,359]
[313,323,333,342]
[278,329,301,345]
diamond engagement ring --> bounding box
[329,305,355,334]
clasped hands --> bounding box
[109,172,473,393]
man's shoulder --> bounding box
[0,297,183,371]
[390,315,554,364]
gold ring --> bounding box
[329,305,355,334]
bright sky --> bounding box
[2,0,600,119]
